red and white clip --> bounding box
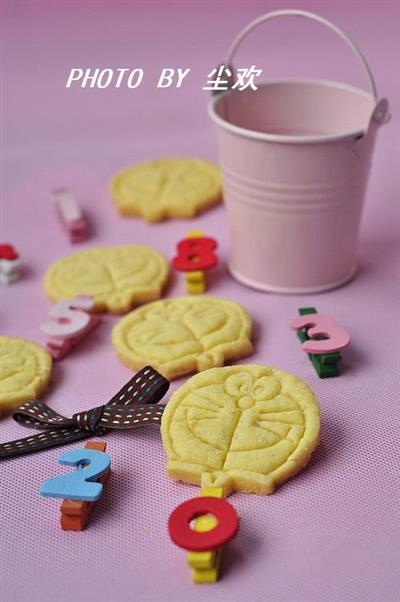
[0,244,21,285]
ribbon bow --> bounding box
[0,366,169,460]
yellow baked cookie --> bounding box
[161,365,320,496]
[110,158,222,222]
[0,336,52,417]
[44,244,169,314]
[112,296,253,380]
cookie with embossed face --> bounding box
[0,336,52,416]
[44,245,169,314]
[110,158,222,222]
[161,365,320,496]
[112,296,253,380]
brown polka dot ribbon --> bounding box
[0,366,169,460]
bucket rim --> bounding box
[228,261,357,294]
[208,78,374,144]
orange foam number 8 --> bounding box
[40,449,111,501]
[291,313,351,354]
[40,295,95,338]
[172,237,218,272]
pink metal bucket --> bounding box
[209,10,390,293]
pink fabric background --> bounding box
[1,1,399,601]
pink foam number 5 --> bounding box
[40,295,95,338]
[290,313,351,354]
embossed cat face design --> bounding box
[112,297,253,379]
[44,245,169,314]
[161,365,320,496]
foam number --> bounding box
[0,244,21,285]
[0,244,18,260]
[291,313,351,354]
[168,497,239,552]
[40,449,111,501]
[52,187,88,243]
[172,237,218,272]
[40,295,95,338]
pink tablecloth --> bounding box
[1,2,399,601]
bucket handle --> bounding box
[225,9,390,124]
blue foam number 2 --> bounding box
[40,449,111,501]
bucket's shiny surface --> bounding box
[209,80,378,293]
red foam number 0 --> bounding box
[168,496,239,551]
[172,237,218,272]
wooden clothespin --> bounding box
[291,307,351,377]
[52,188,88,243]
[0,244,21,285]
[172,230,218,294]
[60,441,111,531]
[187,487,224,583]
[40,295,101,360]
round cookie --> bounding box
[110,158,222,222]
[44,244,169,314]
[161,365,320,496]
[112,296,253,380]
[0,336,52,417]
